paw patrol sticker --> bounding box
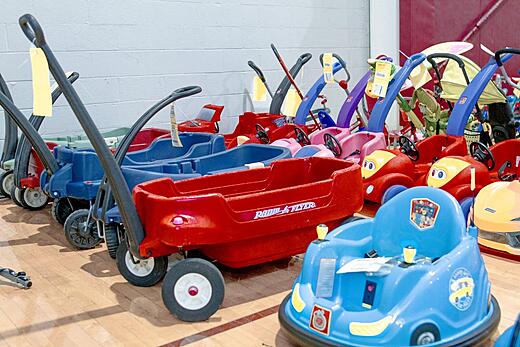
[449,268,474,311]
[309,305,331,335]
[410,198,440,230]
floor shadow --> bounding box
[0,204,52,225]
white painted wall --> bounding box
[0,0,370,142]
[369,0,400,130]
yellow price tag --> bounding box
[169,103,183,147]
[323,53,334,84]
[282,88,302,118]
[371,61,392,97]
[252,76,267,101]
[30,48,52,117]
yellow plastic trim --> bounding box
[349,316,393,337]
[291,283,306,313]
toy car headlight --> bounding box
[291,283,306,313]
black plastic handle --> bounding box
[495,48,520,67]
[247,61,266,82]
[298,53,312,65]
[271,43,281,60]
[171,85,202,99]
[319,53,347,71]
[19,14,46,47]
[427,53,465,69]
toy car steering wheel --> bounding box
[255,124,270,144]
[294,126,310,146]
[398,136,420,161]
[324,133,342,157]
[470,142,495,170]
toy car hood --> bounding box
[361,150,396,179]
[474,180,520,233]
[427,157,470,188]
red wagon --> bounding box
[131,157,362,320]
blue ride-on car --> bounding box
[495,314,519,347]
[278,186,500,346]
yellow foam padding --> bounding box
[474,180,520,233]
[236,135,249,146]
[169,104,183,147]
[427,157,470,188]
[371,61,392,97]
[252,76,267,102]
[291,283,306,313]
[322,53,334,84]
[282,88,302,118]
[361,150,396,179]
[349,316,393,337]
[478,237,520,255]
[30,48,52,117]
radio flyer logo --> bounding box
[459,96,467,105]
[253,201,316,220]
[410,198,440,230]
[309,305,331,335]
[449,268,474,311]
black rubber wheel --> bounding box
[51,198,75,225]
[10,185,24,208]
[410,323,441,345]
[0,170,14,198]
[20,187,49,211]
[105,225,119,259]
[64,209,102,249]
[162,258,225,322]
[116,241,167,287]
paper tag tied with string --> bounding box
[252,76,267,101]
[169,103,183,147]
[371,61,393,98]
[323,53,334,84]
[30,48,52,117]
[282,88,302,118]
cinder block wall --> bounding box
[0,0,369,140]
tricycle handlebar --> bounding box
[495,48,520,67]
[247,61,265,82]
[19,14,45,47]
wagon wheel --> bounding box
[64,209,102,249]
[255,124,270,144]
[9,185,24,207]
[116,241,167,287]
[105,225,120,259]
[0,169,14,197]
[323,133,342,157]
[51,198,75,225]
[20,187,49,210]
[470,142,495,170]
[293,126,310,146]
[162,258,225,322]
[398,136,420,161]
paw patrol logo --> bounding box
[309,305,331,335]
[449,268,474,311]
[410,198,440,230]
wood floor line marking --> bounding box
[161,304,280,347]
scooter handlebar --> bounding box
[495,48,520,66]
[19,14,45,47]
[247,60,266,82]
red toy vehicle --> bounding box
[177,104,223,133]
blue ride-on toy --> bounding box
[495,314,520,347]
[278,186,500,346]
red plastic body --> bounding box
[127,128,169,152]
[133,157,363,268]
[363,135,468,204]
[177,104,224,133]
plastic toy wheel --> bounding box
[381,185,407,204]
[116,241,167,287]
[105,225,119,259]
[162,258,225,322]
[9,185,24,208]
[64,209,102,249]
[0,170,14,198]
[459,197,474,224]
[20,187,49,210]
[51,198,75,225]
[410,323,440,345]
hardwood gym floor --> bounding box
[0,199,519,346]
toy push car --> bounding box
[495,314,520,347]
[131,156,362,321]
[279,186,500,346]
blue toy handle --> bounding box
[366,53,426,133]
